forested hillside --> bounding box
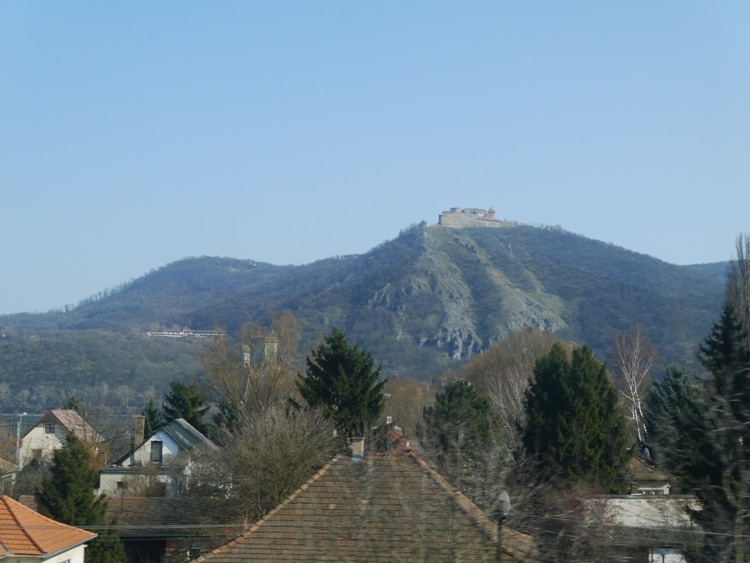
[0,223,726,413]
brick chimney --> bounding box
[350,437,365,461]
[133,415,145,449]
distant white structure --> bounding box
[146,327,226,338]
[438,207,518,228]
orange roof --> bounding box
[0,495,96,556]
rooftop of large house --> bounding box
[194,441,534,562]
[25,408,104,443]
[158,418,216,452]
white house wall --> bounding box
[18,425,67,468]
[46,544,88,563]
[121,430,182,467]
[97,470,171,497]
[1,543,88,563]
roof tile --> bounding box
[195,450,503,562]
[0,495,95,555]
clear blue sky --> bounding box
[1,2,748,315]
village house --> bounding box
[18,409,103,469]
[588,458,701,562]
[98,418,217,497]
[0,495,96,563]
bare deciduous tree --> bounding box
[200,311,302,425]
[609,325,656,445]
[463,328,567,450]
[188,405,338,523]
[382,377,433,440]
[728,233,750,348]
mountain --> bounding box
[0,223,727,413]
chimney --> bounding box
[350,437,365,461]
[134,415,145,449]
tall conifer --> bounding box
[35,435,126,563]
[297,328,386,440]
[662,303,750,561]
[162,380,207,435]
[523,343,630,492]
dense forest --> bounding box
[0,223,727,413]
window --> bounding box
[44,423,55,434]
[151,440,163,464]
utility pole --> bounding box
[15,412,27,467]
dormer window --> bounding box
[151,440,163,464]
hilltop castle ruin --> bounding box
[438,207,518,229]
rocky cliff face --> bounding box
[360,227,570,364]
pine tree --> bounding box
[297,328,386,440]
[660,303,750,562]
[421,380,501,494]
[64,395,88,420]
[35,434,126,563]
[142,397,166,438]
[423,380,498,462]
[522,343,630,492]
[698,302,750,396]
[162,380,207,435]
[642,365,697,467]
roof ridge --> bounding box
[192,458,336,563]
[0,495,96,555]
[408,450,499,543]
[48,409,104,442]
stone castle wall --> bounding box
[438,207,518,228]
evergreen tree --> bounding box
[142,397,166,438]
[64,395,88,420]
[659,303,750,562]
[421,380,502,494]
[423,380,499,465]
[297,328,386,440]
[642,365,698,467]
[698,302,750,396]
[162,380,207,435]
[522,343,630,492]
[35,434,126,563]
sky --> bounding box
[1,3,749,315]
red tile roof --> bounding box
[48,409,104,442]
[0,495,96,556]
